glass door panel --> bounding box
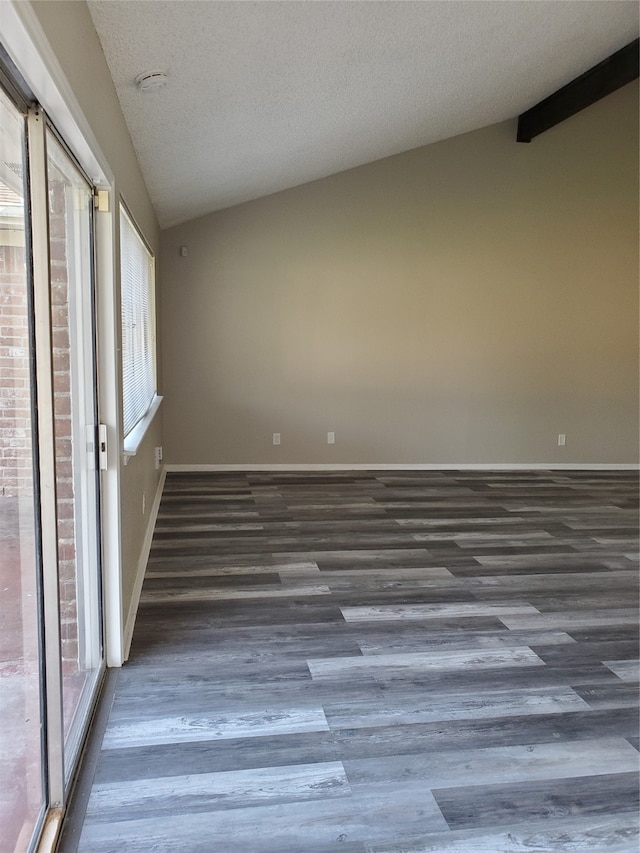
[0,90,45,853]
[45,131,102,778]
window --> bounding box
[120,206,157,444]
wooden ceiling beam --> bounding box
[517,39,639,143]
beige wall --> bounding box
[30,1,164,623]
[161,81,639,467]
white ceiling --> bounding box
[86,0,639,229]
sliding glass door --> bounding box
[45,129,102,780]
[0,80,104,851]
[0,84,46,853]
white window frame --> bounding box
[119,203,161,455]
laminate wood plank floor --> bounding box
[68,471,639,852]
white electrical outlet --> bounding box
[558,434,566,446]
[273,433,281,446]
[142,493,146,514]
[327,431,335,445]
[154,446,163,469]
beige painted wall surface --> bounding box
[162,81,639,467]
[30,0,164,623]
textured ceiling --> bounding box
[87,0,639,229]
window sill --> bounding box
[122,395,163,461]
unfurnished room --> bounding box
[0,2,638,852]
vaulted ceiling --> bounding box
[87,1,639,229]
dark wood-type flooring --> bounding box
[71,470,639,852]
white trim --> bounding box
[123,394,163,458]
[165,463,639,472]
[123,467,166,661]
[96,207,123,668]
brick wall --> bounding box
[1,173,84,683]
[48,177,79,679]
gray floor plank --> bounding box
[432,771,639,830]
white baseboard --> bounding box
[123,467,166,661]
[165,463,639,472]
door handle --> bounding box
[98,424,108,470]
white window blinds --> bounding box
[120,207,156,438]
